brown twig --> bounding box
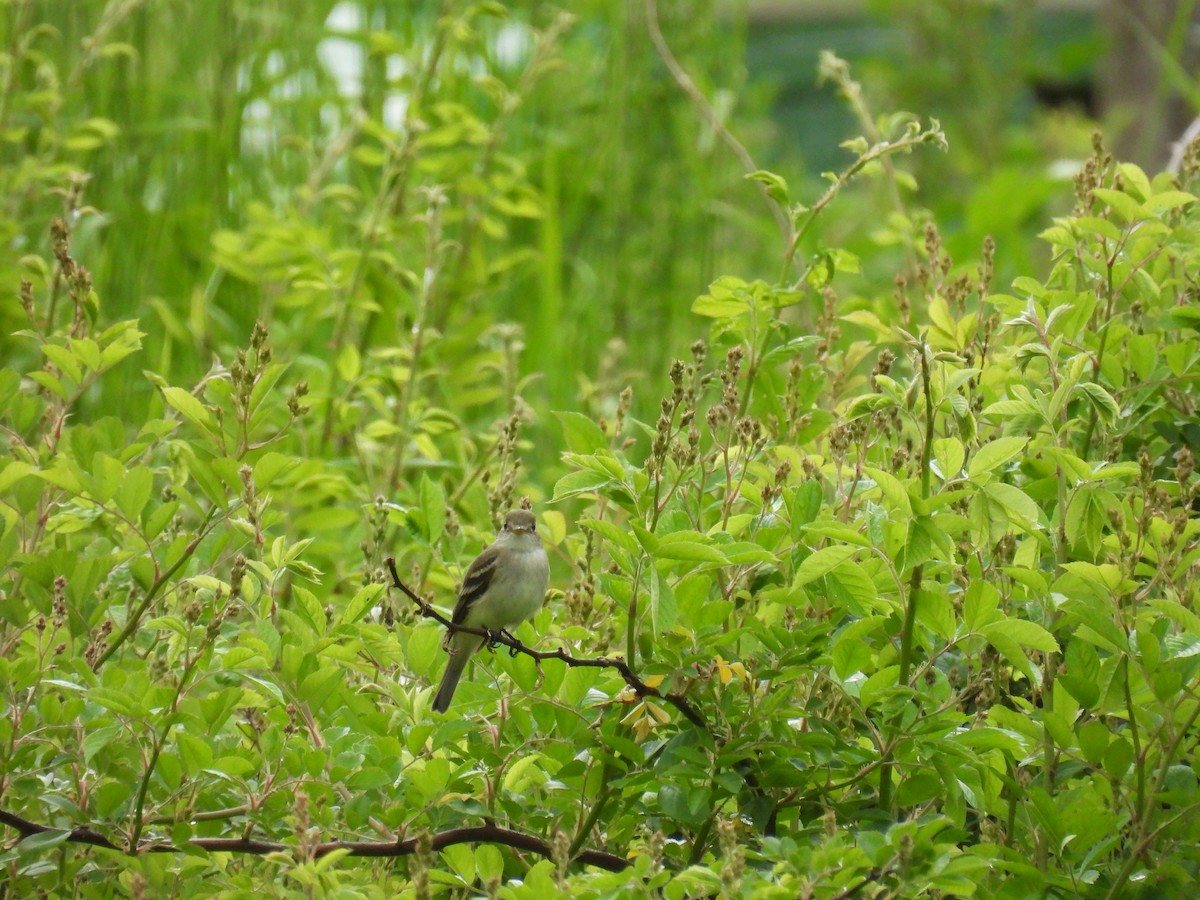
[386,557,711,733]
[643,0,790,241]
[0,809,629,871]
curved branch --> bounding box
[643,0,791,241]
[386,557,711,733]
[0,810,629,872]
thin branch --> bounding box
[643,0,790,240]
[0,810,629,872]
[386,557,711,733]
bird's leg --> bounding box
[498,628,520,655]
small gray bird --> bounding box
[431,509,550,713]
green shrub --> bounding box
[2,3,1199,899]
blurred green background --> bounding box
[1,1,1187,445]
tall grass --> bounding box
[2,0,781,445]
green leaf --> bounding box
[794,544,860,586]
[863,466,912,519]
[1041,445,1094,484]
[177,730,214,775]
[419,474,446,545]
[69,337,102,371]
[1065,485,1106,555]
[691,276,750,318]
[653,538,726,563]
[441,843,476,884]
[42,343,84,383]
[293,585,326,636]
[967,437,1027,481]
[982,482,1042,532]
[336,342,361,382]
[981,617,1058,653]
[800,523,872,547]
[1144,188,1196,212]
[342,583,385,625]
[745,169,790,205]
[0,461,36,492]
[649,568,676,636]
[253,451,292,488]
[1074,382,1120,426]
[789,481,823,537]
[579,517,639,555]
[555,411,609,453]
[17,830,72,854]
[932,437,965,481]
[552,468,614,500]
[1060,639,1101,708]
[161,386,217,434]
[1091,187,1144,223]
[407,623,442,679]
[859,664,901,707]
[475,845,504,884]
[28,370,70,400]
[116,465,153,522]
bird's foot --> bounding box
[498,628,520,655]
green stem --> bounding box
[128,648,203,850]
[626,561,644,666]
[1124,657,1145,821]
[569,768,612,858]
[95,507,219,668]
[1078,252,1117,457]
[880,339,936,812]
[318,13,451,454]
[687,812,716,866]
[386,191,444,490]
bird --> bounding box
[431,509,550,713]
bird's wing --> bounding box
[450,543,500,625]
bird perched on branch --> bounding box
[431,509,550,713]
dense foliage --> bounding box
[2,2,1200,898]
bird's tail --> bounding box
[431,633,480,713]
